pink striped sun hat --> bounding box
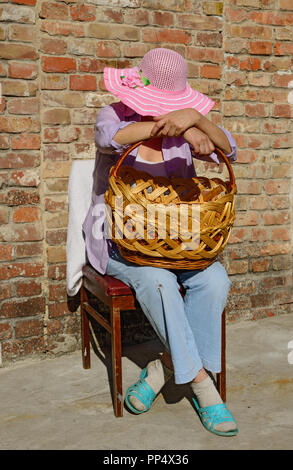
[103,48,215,117]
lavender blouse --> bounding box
[82,102,237,275]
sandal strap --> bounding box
[125,368,156,414]
[193,399,238,435]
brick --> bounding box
[125,9,149,25]
[250,228,268,242]
[8,24,36,42]
[70,75,96,91]
[97,41,121,58]
[43,160,71,178]
[187,47,223,64]
[152,11,173,26]
[250,258,270,272]
[260,242,291,256]
[15,242,42,258]
[47,246,66,263]
[16,280,41,297]
[6,189,39,206]
[13,207,41,223]
[0,153,40,169]
[142,0,187,11]
[248,11,293,25]
[197,32,222,48]
[70,4,96,21]
[48,264,66,281]
[249,41,273,55]
[47,319,63,336]
[67,38,96,56]
[279,0,293,8]
[43,91,84,108]
[41,75,67,90]
[0,135,9,149]
[10,169,40,187]
[1,223,43,242]
[87,23,139,41]
[43,126,79,143]
[8,62,37,80]
[40,38,67,55]
[42,56,76,73]
[272,255,292,271]
[7,98,39,115]
[264,180,290,194]
[46,229,67,245]
[263,211,289,225]
[272,104,292,118]
[49,284,67,301]
[0,262,44,281]
[0,323,13,341]
[0,244,13,261]
[0,44,38,60]
[40,2,68,20]
[0,4,35,23]
[12,0,36,5]
[203,1,223,15]
[235,211,258,226]
[0,116,40,133]
[41,20,84,38]
[11,134,41,150]
[143,28,191,45]
[1,80,38,97]
[245,103,268,117]
[14,319,43,338]
[42,108,71,125]
[1,337,45,361]
[48,301,77,319]
[251,294,271,308]
[177,13,222,30]
[45,146,68,163]
[0,297,45,318]
[200,64,221,79]
[228,260,248,275]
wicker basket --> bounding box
[104,141,237,270]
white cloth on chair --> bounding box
[66,159,95,296]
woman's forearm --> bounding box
[113,121,155,145]
[195,115,232,154]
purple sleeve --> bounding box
[95,104,137,155]
[192,126,237,164]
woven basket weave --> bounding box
[104,141,237,270]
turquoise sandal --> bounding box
[192,397,238,437]
[124,368,157,414]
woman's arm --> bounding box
[151,108,232,154]
[113,121,155,145]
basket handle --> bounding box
[110,140,236,190]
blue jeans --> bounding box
[106,249,231,385]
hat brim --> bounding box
[104,67,215,117]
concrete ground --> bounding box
[0,313,293,451]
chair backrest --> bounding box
[66,159,95,297]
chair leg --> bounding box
[81,285,91,369]
[217,308,226,402]
[110,303,123,417]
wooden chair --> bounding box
[81,263,226,417]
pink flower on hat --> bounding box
[120,67,149,89]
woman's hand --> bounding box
[183,127,215,156]
[150,108,202,137]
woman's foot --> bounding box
[191,372,238,435]
[126,359,173,413]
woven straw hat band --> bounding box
[140,48,188,91]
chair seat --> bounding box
[82,264,133,297]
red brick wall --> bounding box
[0,0,292,363]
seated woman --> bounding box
[83,48,238,437]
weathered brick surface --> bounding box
[0,0,292,363]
